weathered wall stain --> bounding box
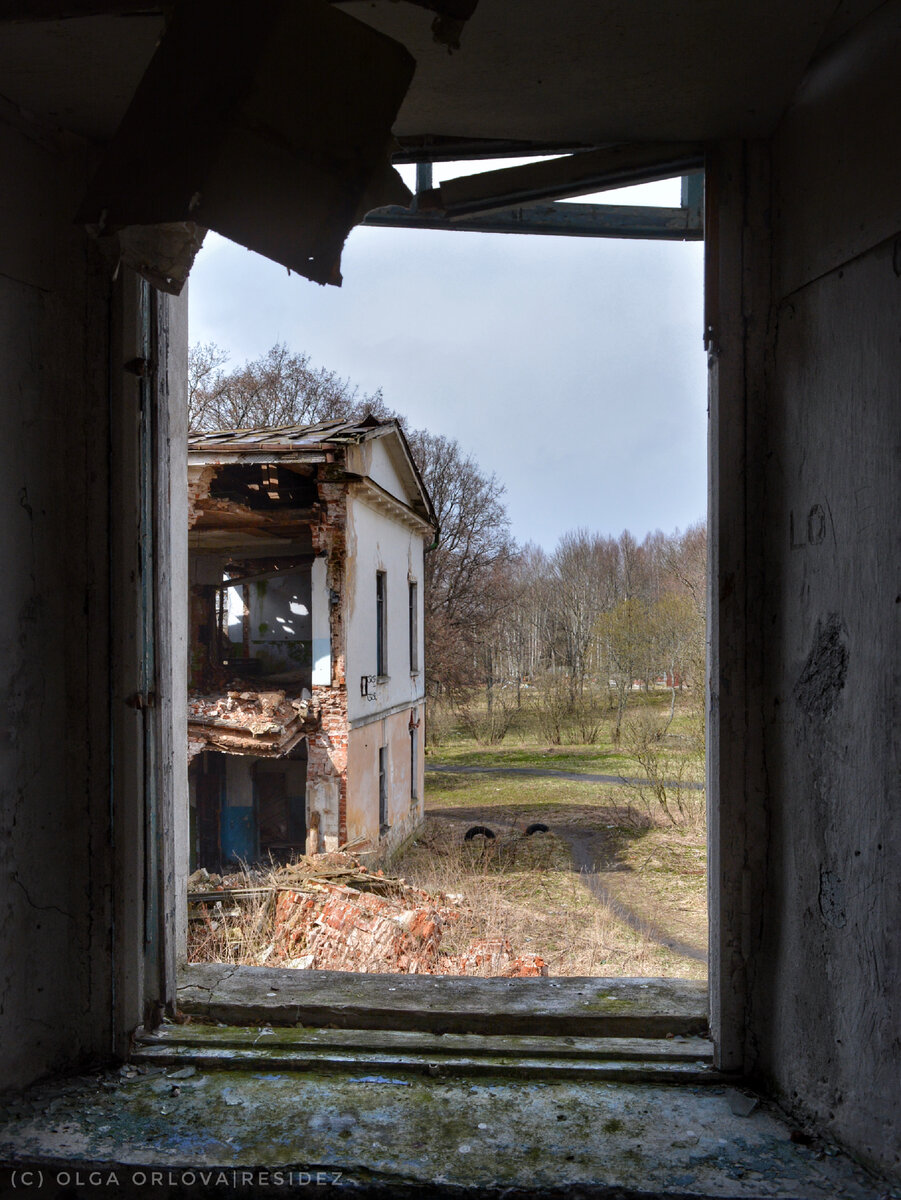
[793,614,849,721]
[818,867,848,929]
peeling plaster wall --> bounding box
[747,4,901,1174]
[0,117,115,1087]
[308,477,348,847]
[346,707,424,850]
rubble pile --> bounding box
[445,937,549,978]
[189,852,548,978]
[188,688,313,759]
[272,882,449,973]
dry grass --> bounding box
[188,687,709,978]
[188,865,285,966]
[187,816,708,980]
[390,816,706,979]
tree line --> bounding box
[190,342,706,741]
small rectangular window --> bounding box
[410,724,418,801]
[408,580,418,673]
[378,745,388,830]
[376,570,387,676]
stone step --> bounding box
[178,964,709,1037]
[132,1027,720,1084]
[141,1023,714,1060]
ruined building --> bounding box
[1,0,898,1193]
[187,419,436,866]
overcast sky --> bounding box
[188,173,707,552]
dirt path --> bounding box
[556,826,707,965]
[427,763,703,790]
[429,801,708,967]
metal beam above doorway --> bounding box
[364,145,704,241]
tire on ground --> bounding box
[525,822,550,836]
[464,825,496,842]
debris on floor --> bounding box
[188,852,548,977]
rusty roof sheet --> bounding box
[188,416,387,450]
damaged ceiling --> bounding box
[189,418,437,534]
[188,689,313,761]
[0,0,860,288]
[0,1,849,145]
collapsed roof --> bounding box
[188,689,313,761]
[189,417,437,544]
[0,0,873,289]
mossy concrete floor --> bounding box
[0,1056,892,1198]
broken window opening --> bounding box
[180,166,707,1004]
[378,745,389,832]
[408,579,419,674]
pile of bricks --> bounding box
[443,938,549,978]
[270,878,548,977]
[273,882,448,973]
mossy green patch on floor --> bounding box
[0,1064,888,1198]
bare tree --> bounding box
[406,430,515,699]
[649,591,698,730]
[660,521,707,622]
[550,530,620,699]
[595,596,654,741]
[188,341,393,431]
[188,341,230,430]
[493,543,554,704]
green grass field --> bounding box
[392,685,709,979]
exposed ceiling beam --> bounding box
[363,199,703,241]
[393,136,599,164]
[418,142,705,219]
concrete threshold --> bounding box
[178,966,709,1037]
[0,1057,887,1199]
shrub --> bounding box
[618,710,705,828]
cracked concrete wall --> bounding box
[0,117,117,1087]
[746,3,901,1175]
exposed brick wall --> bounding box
[187,463,217,530]
[309,464,349,844]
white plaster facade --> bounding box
[344,484,429,846]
